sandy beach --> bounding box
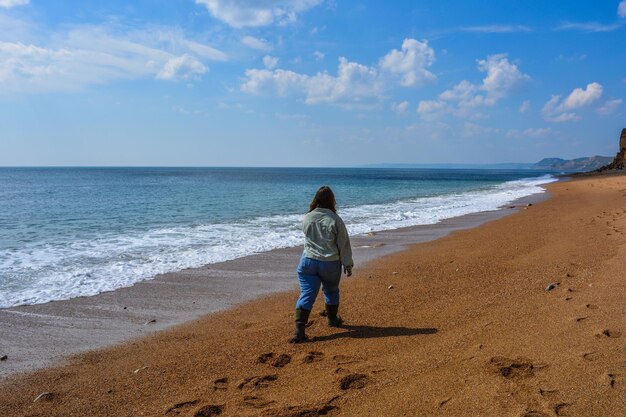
[0,193,539,378]
[1,174,625,416]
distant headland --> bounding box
[365,129,626,173]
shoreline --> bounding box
[1,174,625,416]
[0,189,550,378]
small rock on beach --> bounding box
[34,392,55,402]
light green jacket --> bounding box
[302,208,353,267]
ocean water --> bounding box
[0,167,556,308]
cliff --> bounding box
[596,128,626,171]
[533,156,612,172]
[600,128,626,171]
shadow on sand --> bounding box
[311,324,438,342]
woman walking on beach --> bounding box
[291,186,354,343]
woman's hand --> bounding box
[344,265,353,277]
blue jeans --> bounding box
[296,256,342,311]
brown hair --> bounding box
[308,186,336,213]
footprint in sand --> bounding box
[260,404,337,417]
[213,377,228,391]
[237,375,278,390]
[438,397,452,408]
[606,373,620,388]
[193,404,224,417]
[596,329,622,338]
[488,356,547,379]
[538,388,558,398]
[258,352,292,368]
[165,399,200,415]
[332,354,361,365]
[554,403,571,416]
[302,351,325,364]
[522,411,550,417]
[581,351,600,361]
[242,395,276,409]
[538,390,573,416]
[339,373,369,390]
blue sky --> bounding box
[0,0,625,166]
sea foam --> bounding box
[0,175,556,308]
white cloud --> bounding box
[391,101,409,114]
[263,55,278,69]
[182,39,228,61]
[597,99,623,115]
[0,25,226,94]
[379,38,436,87]
[542,82,603,122]
[479,54,529,98]
[313,50,325,60]
[241,38,435,107]
[0,0,29,8]
[241,68,303,96]
[417,99,445,114]
[555,22,620,32]
[519,100,530,113]
[438,80,477,102]
[417,54,528,118]
[241,35,272,51]
[619,1,626,18]
[459,25,532,33]
[556,53,586,62]
[0,14,31,42]
[506,127,553,139]
[541,96,578,122]
[156,54,207,80]
[563,82,603,108]
[241,56,382,105]
[195,0,323,28]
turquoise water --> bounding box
[0,167,555,307]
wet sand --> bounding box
[2,175,625,416]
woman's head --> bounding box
[309,186,336,213]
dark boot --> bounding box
[325,304,344,327]
[290,308,311,343]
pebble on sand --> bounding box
[133,366,149,374]
[388,285,394,289]
[545,282,559,292]
[34,392,54,402]
[0,355,7,361]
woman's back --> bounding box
[303,208,353,267]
